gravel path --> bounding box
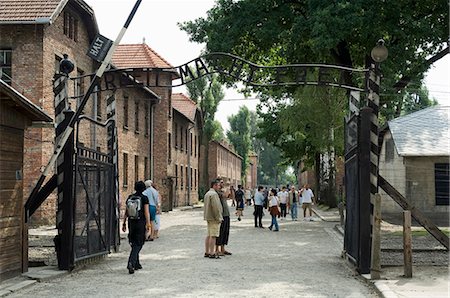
[12,208,378,298]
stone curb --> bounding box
[179,205,202,211]
[0,280,37,297]
[311,206,340,222]
[361,275,399,298]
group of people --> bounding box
[203,179,316,258]
[122,179,161,274]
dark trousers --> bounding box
[280,203,287,218]
[128,243,143,268]
[254,205,263,227]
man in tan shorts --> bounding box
[204,180,223,259]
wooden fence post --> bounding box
[371,193,381,279]
[403,210,413,278]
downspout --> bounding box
[150,103,154,180]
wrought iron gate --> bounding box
[344,104,373,274]
[72,116,119,263]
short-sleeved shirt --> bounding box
[126,193,149,221]
[278,191,288,204]
[301,189,314,203]
[143,187,159,206]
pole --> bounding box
[403,210,413,278]
[370,193,381,279]
[27,0,143,204]
[187,125,194,206]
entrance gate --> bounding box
[24,0,387,273]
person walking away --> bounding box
[245,187,252,206]
[235,185,245,221]
[122,181,151,274]
[229,185,236,207]
[268,189,280,231]
[216,178,232,256]
[288,186,299,221]
[278,186,288,219]
[204,180,223,259]
[300,184,315,221]
[152,183,161,238]
[143,180,159,241]
[254,186,265,228]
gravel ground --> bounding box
[15,207,379,298]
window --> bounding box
[194,136,197,157]
[435,163,449,205]
[190,167,193,191]
[63,11,78,41]
[190,132,193,156]
[135,101,139,132]
[123,94,129,128]
[75,68,84,107]
[168,133,172,163]
[144,157,148,179]
[96,90,102,119]
[180,125,184,151]
[0,50,12,84]
[144,102,149,136]
[180,166,184,190]
[123,153,128,187]
[135,155,139,183]
[385,137,394,162]
[175,165,178,188]
[175,123,178,149]
[194,169,197,190]
[185,129,188,153]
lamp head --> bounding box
[371,39,388,63]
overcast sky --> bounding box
[85,0,449,131]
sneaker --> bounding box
[273,229,279,232]
[238,217,241,221]
[127,263,135,274]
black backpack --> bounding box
[126,195,142,219]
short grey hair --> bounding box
[144,180,152,188]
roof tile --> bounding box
[0,0,61,22]
[172,93,198,123]
[112,43,174,69]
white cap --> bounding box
[144,180,152,188]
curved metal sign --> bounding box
[72,53,368,93]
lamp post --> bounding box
[368,39,388,279]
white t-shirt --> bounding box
[301,189,314,203]
[278,191,288,204]
[269,196,279,207]
[245,189,252,200]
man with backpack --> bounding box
[122,181,151,274]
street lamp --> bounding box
[371,39,388,63]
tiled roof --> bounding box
[172,93,198,123]
[0,0,63,23]
[112,44,174,69]
[388,105,450,156]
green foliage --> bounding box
[180,0,448,120]
[227,106,252,180]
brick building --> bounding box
[206,140,243,188]
[246,152,258,189]
[170,93,202,207]
[0,0,161,224]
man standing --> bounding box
[216,178,232,256]
[288,186,299,221]
[235,185,245,221]
[254,186,265,228]
[204,180,223,259]
[300,184,315,221]
[278,186,288,220]
[143,180,159,241]
[245,187,252,206]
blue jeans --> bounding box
[290,203,298,220]
[270,215,279,231]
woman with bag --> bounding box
[268,189,280,231]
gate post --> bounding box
[106,94,120,251]
[358,107,372,274]
[55,105,75,270]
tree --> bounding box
[180,0,448,120]
[186,74,225,189]
[227,106,252,181]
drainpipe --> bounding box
[150,103,154,180]
[187,124,194,206]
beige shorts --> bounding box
[302,203,312,210]
[207,221,221,237]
